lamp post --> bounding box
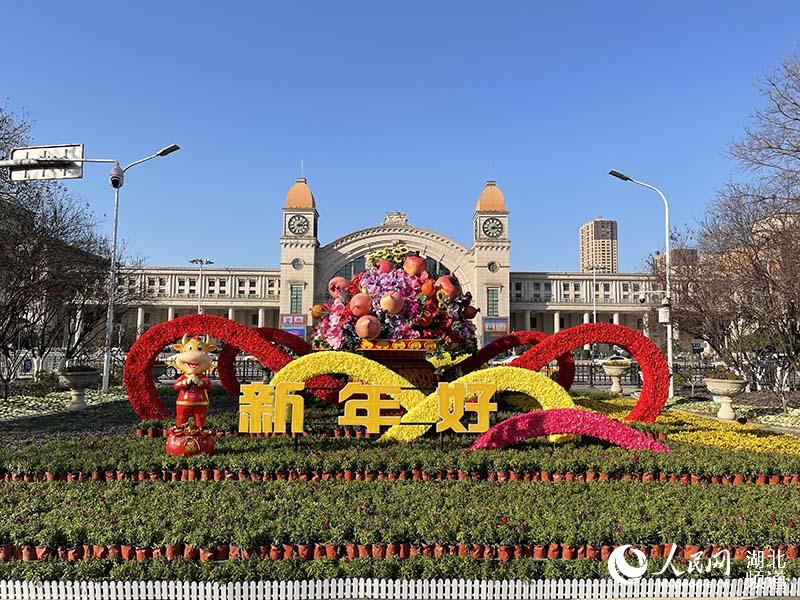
[586,264,604,323]
[608,169,674,398]
[190,258,214,314]
[0,143,180,393]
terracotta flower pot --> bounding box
[107,545,121,561]
[214,545,230,561]
[547,543,560,559]
[357,544,371,558]
[136,547,152,561]
[199,549,214,562]
[769,474,781,485]
[399,543,410,559]
[649,544,662,558]
[561,544,575,560]
[683,545,700,559]
[585,545,599,560]
[497,546,511,561]
[471,544,483,559]
[533,545,546,559]
[325,544,339,559]
[164,544,182,561]
[786,545,798,559]
[755,474,767,485]
[345,543,357,559]
[183,545,198,560]
[600,545,613,560]
[35,546,52,560]
[733,474,745,485]
[734,547,748,560]
[585,471,596,482]
[21,546,35,561]
[372,543,386,559]
[457,543,469,557]
[66,546,82,561]
[297,544,313,560]
[93,545,108,560]
[282,544,295,560]
[313,544,325,559]
[433,544,445,558]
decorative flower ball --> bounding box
[312,245,478,354]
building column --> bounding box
[258,307,266,328]
[167,306,175,321]
[524,310,532,331]
[136,307,145,338]
[553,311,561,334]
[228,308,236,322]
[613,312,620,326]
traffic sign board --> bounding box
[8,144,84,181]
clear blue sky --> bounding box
[4,1,799,272]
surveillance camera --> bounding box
[109,166,124,189]
[638,293,647,304]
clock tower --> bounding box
[472,179,511,344]
[279,177,319,322]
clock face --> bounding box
[288,214,309,235]
[482,217,503,238]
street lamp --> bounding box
[0,143,181,392]
[609,169,674,398]
[190,258,214,314]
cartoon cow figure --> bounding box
[172,334,217,429]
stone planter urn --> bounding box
[58,368,100,412]
[602,360,631,394]
[704,378,747,421]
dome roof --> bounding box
[475,179,506,212]
[285,177,315,209]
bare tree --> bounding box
[0,104,144,398]
[667,50,800,410]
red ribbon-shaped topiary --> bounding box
[511,323,669,423]
[124,315,340,420]
[471,408,669,452]
[442,330,575,390]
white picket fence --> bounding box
[1,578,798,600]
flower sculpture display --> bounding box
[471,408,670,452]
[441,330,576,389]
[124,314,343,419]
[510,323,670,423]
[311,244,479,356]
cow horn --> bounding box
[181,333,190,345]
[203,335,210,345]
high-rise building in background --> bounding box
[579,218,618,273]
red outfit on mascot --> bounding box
[174,374,212,428]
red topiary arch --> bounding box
[511,323,670,423]
[216,327,312,397]
[123,315,344,420]
[470,408,669,452]
[442,330,575,390]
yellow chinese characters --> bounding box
[338,383,403,433]
[239,382,304,434]
[436,382,497,433]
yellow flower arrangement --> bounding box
[381,366,576,442]
[269,351,425,409]
[426,352,471,370]
[574,395,800,456]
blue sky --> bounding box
[4,1,799,272]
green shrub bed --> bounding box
[2,434,800,483]
[1,556,799,581]
[0,481,798,553]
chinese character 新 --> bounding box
[436,382,497,433]
[239,382,305,434]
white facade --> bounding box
[121,179,653,344]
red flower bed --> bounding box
[125,315,322,419]
[471,408,670,453]
[511,323,670,423]
[441,330,575,389]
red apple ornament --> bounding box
[328,277,350,299]
[355,315,381,339]
[380,291,405,314]
[376,259,393,274]
[403,255,427,277]
[349,293,373,317]
[436,275,461,299]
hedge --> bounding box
[0,481,799,550]
[3,433,800,481]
